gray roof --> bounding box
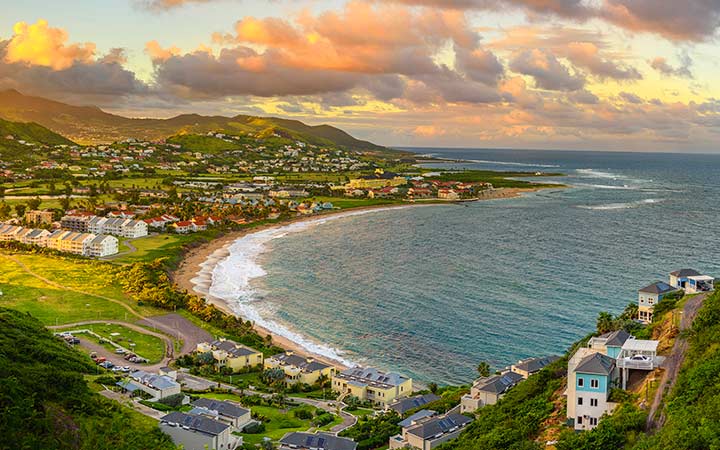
[406,413,472,440]
[161,412,229,436]
[211,339,260,357]
[130,370,179,390]
[575,352,616,376]
[513,356,560,374]
[474,372,524,394]
[271,353,330,373]
[337,367,409,387]
[605,329,631,347]
[192,398,249,419]
[399,410,437,428]
[639,281,677,294]
[280,432,357,450]
[388,394,440,414]
[670,268,700,277]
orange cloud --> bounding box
[4,20,95,70]
[145,40,182,62]
[414,125,445,137]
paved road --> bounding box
[646,292,707,430]
[100,390,164,420]
[138,313,211,355]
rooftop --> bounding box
[406,413,473,440]
[398,410,437,428]
[474,371,524,394]
[639,281,677,295]
[621,339,659,353]
[335,367,410,389]
[279,432,357,450]
[575,352,616,376]
[513,355,560,373]
[670,268,701,277]
[387,393,440,414]
[191,398,249,419]
[160,412,229,436]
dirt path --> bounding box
[646,293,707,430]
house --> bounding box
[160,411,238,450]
[510,355,560,379]
[346,169,406,190]
[24,209,54,225]
[407,187,433,199]
[387,393,440,415]
[279,432,357,450]
[16,228,51,247]
[460,372,524,413]
[397,410,438,429]
[86,234,119,257]
[264,351,334,385]
[196,339,263,372]
[60,213,94,232]
[669,268,714,294]
[437,189,459,200]
[389,412,472,450]
[638,281,679,323]
[332,367,412,407]
[566,350,619,430]
[190,398,252,430]
[588,329,632,359]
[118,370,181,401]
[173,221,194,234]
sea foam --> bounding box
[577,198,665,210]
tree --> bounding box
[428,382,439,394]
[60,196,71,211]
[14,204,26,217]
[27,196,41,211]
[0,202,10,219]
[0,186,5,199]
[477,361,491,378]
[596,311,615,334]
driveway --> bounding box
[138,313,212,355]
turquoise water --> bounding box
[216,149,720,385]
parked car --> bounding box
[99,361,114,369]
[95,357,106,364]
[115,348,126,354]
[124,353,136,361]
[627,355,651,362]
[121,366,131,373]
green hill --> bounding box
[0,89,392,154]
[0,117,74,146]
[0,307,175,449]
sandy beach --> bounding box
[172,187,540,368]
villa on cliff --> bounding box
[264,351,335,385]
[389,411,473,450]
[332,367,412,407]
[638,269,715,323]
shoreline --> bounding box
[173,187,544,369]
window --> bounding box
[578,377,584,387]
[590,398,598,407]
[577,416,583,425]
[590,417,598,426]
[590,379,599,388]
[577,397,583,405]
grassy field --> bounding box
[109,233,204,265]
[56,322,166,363]
[0,251,163,324]
[304,196,403,209]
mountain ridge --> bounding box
[0,90,387,153]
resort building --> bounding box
[510,355,560,379]
[87,216,148,238]
[332,367,412,407]
[264,351,335,385]
[566,349,619,431]
[345,169,406,190]
[196,339,263,372]
[637,281,678,323]
[117,370,181,401]
[160,411,238,450]
[460,372,524,413]
[190,398,253,431]
[389,412,473,450]
[60,212,95,232]
[86,234,119,257]
[24,209,54,225]
[279,432,357,450]
[46,230,118,257]
[669,268,715,294]
[387,393,440,415]
[15,228,51,246]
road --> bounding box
[646,292,707,430]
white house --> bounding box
[566,349,619,431]
[86,234,119,257]
[637,281,679,323]
[118,370,181,401]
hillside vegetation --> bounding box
[0,89,389,153]
[0,307,175,450]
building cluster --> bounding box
[0,224,118,257]
[638,268,714,323]
[60,212,148,238]
[332,366,413,407]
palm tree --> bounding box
[477,361,491,378]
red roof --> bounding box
[175,221,192,227]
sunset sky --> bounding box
[1,0,719,151]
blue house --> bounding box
[567,350,619,430]
[638,281,679,323]
[588,329,631,359]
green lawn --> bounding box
[303,196,403,209]
[346,407,374,417]
[0,252,163,324]
[241,404,320,444]
[55,322,167,363]
[109,232,220,266]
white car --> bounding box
[628,355,650,362]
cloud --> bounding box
[509,49,585,91]
[149,2,505,104]
[565,42,641,80]
[4,20,95,70]
[600,0,720,41]
[0,20,146,104]
[134,0,218,11]
[650,53,693,78]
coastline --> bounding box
[173,187,542,369]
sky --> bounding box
[1,0,719,151]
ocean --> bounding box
[208,148,720,385]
